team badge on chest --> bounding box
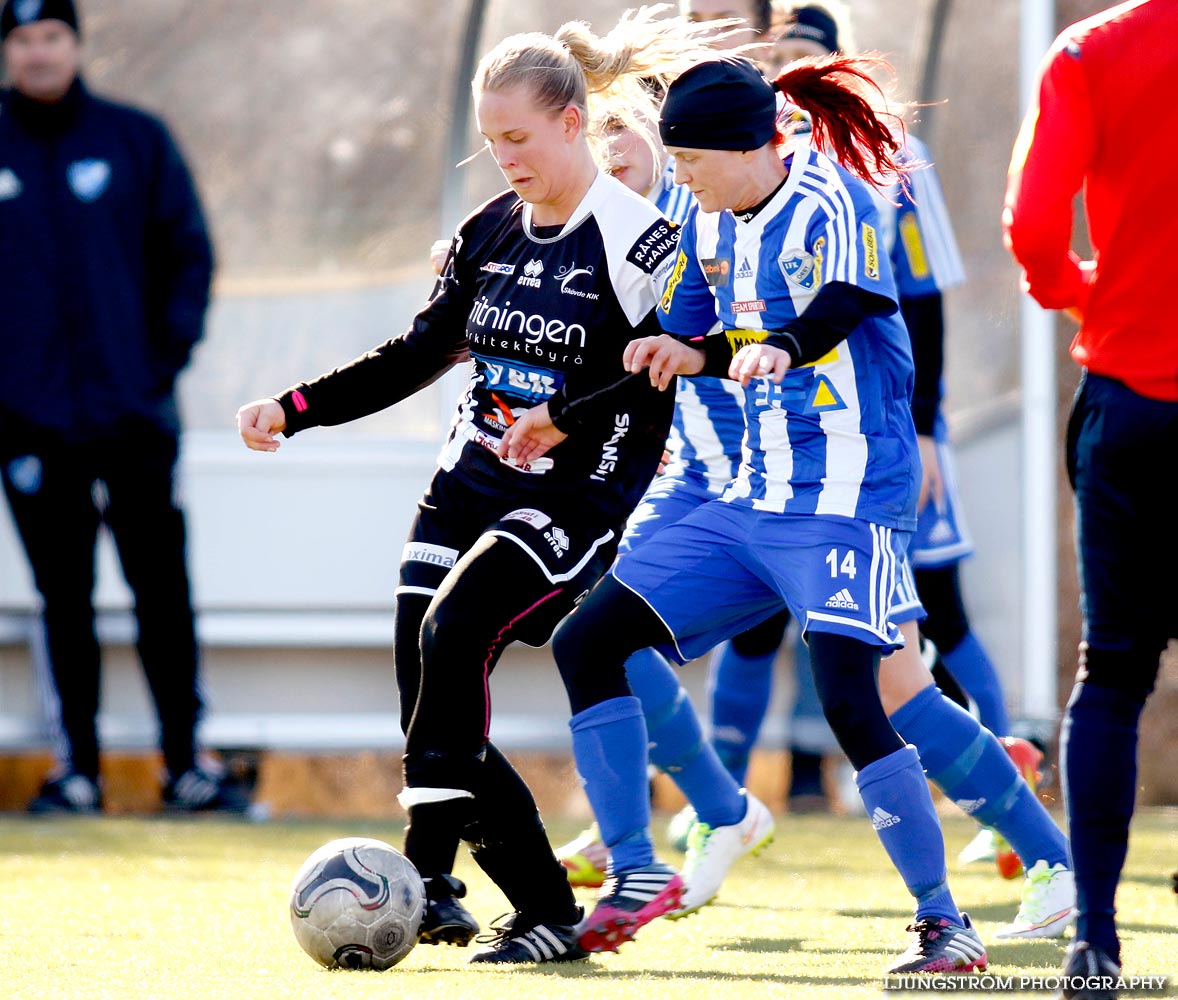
[779,248,819,289]
[67,159,112,203]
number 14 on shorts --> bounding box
[825,548,857,578]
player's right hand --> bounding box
[236,398,287,452]
[624,334,705,391]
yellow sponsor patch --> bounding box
[724,329,768,352]
[862,222,879,280]
[795,346,839,370]
[659,250,688,313]
[899,214,930,280]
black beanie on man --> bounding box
[1,0,80,41]
[658,56,777,152]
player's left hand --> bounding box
[730,343,791,385]
[499,402,567,467]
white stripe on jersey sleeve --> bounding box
[799,157,857,285]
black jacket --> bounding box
[0,79,213,442]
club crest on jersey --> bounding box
[861,223,880,280]
[0,168,22,202]
[67,159,111,203]
[5,455,42,495]
[700,257,730,287]
[517,258,544,287]
[14,0,43,23]
[556,262,598,300]
[779,248,819,289]
[627,220,680,274]
[481,261,516,275]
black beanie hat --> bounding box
[780,5,840,55]
[659,56,777,152]
[1,0,80,41]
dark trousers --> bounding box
[1061,371,1178,954]
[1067,372,1178,657]
[1,426,201,782]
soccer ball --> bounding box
[289,837,426,970]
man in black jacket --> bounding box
[0,0,245,813]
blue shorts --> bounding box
[618,473,716,556]
[612,501,911,662]
[910,440,974,568]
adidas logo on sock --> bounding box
[825,588,859,610]
[954,797,987,815]
[871,806,902,830]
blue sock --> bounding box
[856,744,960,924]
[890,685,1068,869]
[1061,681,1143,964]
[627,647,745,828]
[707,640,775,783]
[570,696,652,872]
[941,632,1011,736]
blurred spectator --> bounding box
[0,0,247,814]
[1004,0,1178,989]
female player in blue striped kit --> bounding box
[555,109,779,908]
[552,43,1073,949]
[531,53,990,971]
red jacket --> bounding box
[1003,0,1178,402]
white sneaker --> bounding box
[667,804,697,853]
[959,827,999,865]
[667,790,774,919]
[993,860,1075,939]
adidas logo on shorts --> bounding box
[825,588,859,610]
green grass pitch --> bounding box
[1,810,1174,999]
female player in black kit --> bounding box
[238,9,727,967]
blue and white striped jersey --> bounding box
[652,157,747,493]
[874,135,965,299]
[876,134,965,443]
[658,148,920,529]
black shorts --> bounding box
[399,470,621,645]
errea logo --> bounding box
[517,259,544,288]
[544,526,570,557]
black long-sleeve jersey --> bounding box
[278,171,681,522]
